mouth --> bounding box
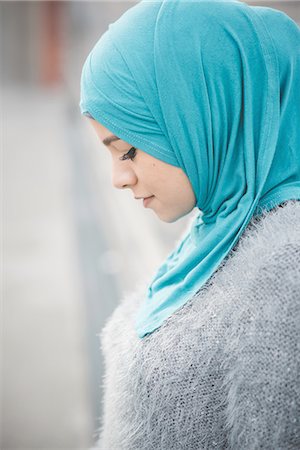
[134,195,153,199]
[143,195,155,208]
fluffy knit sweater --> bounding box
[95,200,300,450]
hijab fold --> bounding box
[80,0,300,338]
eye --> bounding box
[119,146,137,161]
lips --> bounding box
[135,195,153,200]
[143,196,155,207]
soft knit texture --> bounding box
[80,0,300,338]
[94,200,300,449]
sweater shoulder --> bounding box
[223,200,300,311]
[221,200,300,286]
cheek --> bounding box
[164,179,196,213]
[140,163,166,190]
[139,158,195,208]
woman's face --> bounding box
[88,118,196,223]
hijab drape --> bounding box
[80,0,300,338]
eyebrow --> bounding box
[102,135,121,146]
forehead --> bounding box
[88,118,122,145]
[88,118,110,137]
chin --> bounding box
[156,211,184,223]
[160,216,178,223]
[156,205,196,223]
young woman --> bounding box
[80,0,300,448]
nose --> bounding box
[111,161,138,190]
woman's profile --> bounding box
[80,0,300,448]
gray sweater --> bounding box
[95,200,300,450]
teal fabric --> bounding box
[79,0,300,338]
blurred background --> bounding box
[2,1,299,449]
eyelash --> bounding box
[119,146,137,161]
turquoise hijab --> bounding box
[80,0,300,338]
